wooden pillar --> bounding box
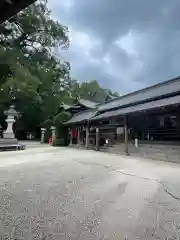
[85,125,89,148]
[176,113,180,135]
[77,128,80,147]
[124,116,129,155]
[117,127,121,142]
[96,127,100,151]
[69,129,73,146]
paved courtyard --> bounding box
[0,143,180,239]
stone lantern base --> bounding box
[0,137,18,144]
[0,138,25,151]
[0,107,25,151]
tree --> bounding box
[70,80,119,103]
[0,0,70,137]
[0,0,120,140]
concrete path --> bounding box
[0,144,180,239]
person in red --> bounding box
[71,129,77,137]
[48,137,52,145]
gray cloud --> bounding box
[49,0,180,93]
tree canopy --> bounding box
[70,80,119,103]
[0,0,119,139]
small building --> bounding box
[65,77,180,163]
[60,99,99,145]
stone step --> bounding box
[113,144,180,153]
[132,146,176,153]
[104,144,180,163]
[0,144,25,151]
[114,143,180,150]
[133,152,180,163]
[101,148,180,162]
[138,144,180,151]
[0,138,18,145]
[136,148,180,155]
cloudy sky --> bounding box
[48,0,180,94]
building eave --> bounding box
[0,0,36,24]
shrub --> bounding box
[52,138,65,146]
[44,128,52,143]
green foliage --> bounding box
[54,111,71,125]
[0,0,119,139]
[53,111,71,139]
[70,80,119,103]
[44,128,52,143]
[52,138,65,147]
[0,0,70,136]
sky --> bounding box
[48,0,180,94]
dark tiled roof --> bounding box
[0,0,36,24]
[60,104,72,110]
[98,77,180,111]
[91,95,180,121]
[65,110,97,124]
[60,99,98,111]
[60,104,80,110]
[78,99,98,108]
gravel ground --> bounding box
[0,145,180,239]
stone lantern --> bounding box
[51,126,56,145]
[4,105,18,140]
[40,128,46,143]
[51,126,56,141]
[1,105,25,150]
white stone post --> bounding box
[40,128,46,143]
[135,138,139,148]
[69,129,73,146]
[51,126,56,143]
[85,126,89,148]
